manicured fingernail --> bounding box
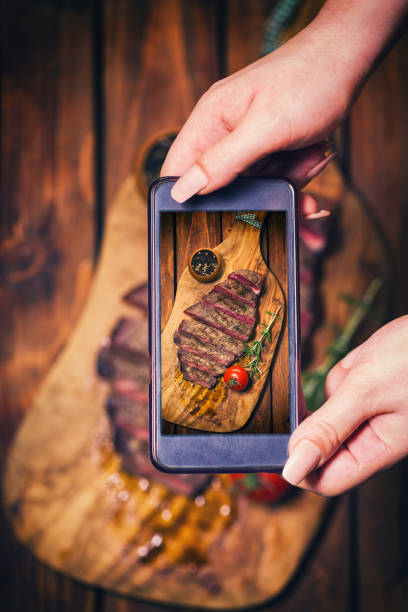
[171,164,208,203]
[282,439,321,485]
[304,209,331,220]
[306,152,337,180]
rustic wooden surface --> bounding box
[161,208,286,432]
[1,1,407,611]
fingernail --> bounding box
[282,439,321,485]
[306,152,337,180]
[304,209,331,220]
[171,164,208,203]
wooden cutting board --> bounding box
[162,210,285,432]
[2,159,388,609]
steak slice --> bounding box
[228,269,263,294]
[178,349,225,377]
[184,302,253,341]
[123,282,148,312]
[178,319,245,359]
[203,291,256,325]
[174,329,234,367]
[97,345,150,387]
[180,362,218,389]
[110,317,149,358]
[106,394,148,440]
[214,278,258,306]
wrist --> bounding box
[309,0,408,98]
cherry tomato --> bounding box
[228,473,291,504]
[224,365,249,391]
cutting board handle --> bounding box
[235,210,268,230]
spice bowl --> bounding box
[188,248,222,283]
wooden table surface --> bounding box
[1,1,407,611]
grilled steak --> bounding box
[106,394,149,440]
[180,362,218,389]
[176,269,264,388]
[203,290,256,325]
[97,345,150,388]
[184,302,253,341]
[111,317,149,358]
[228,269,262,294]
[178,319,245,358]
[214,278,258,306]
[123,282,148,312]
[178,349,226,377]
[174,329,234,367]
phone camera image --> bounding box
[160,208,289,435]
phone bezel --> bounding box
[149,176,300,473]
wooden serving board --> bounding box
[162,211,285,432]
[2,158,388,609]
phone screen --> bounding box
[159,209,289,436]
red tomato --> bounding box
[224,365,249,391]
[228,473,291,504]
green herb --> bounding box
[302,277,383,412]
[243,305,282,378]
[225,377,238,388]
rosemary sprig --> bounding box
[302,277,383,412]
[243,305,282,378]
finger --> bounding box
[298,192,330,219]
[161,96,233,177]
[325,342,367,396]
[296,418,399,496]
[170,103,291,202]
[282,368,376,486]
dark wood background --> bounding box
[160,210,289,435]
[1,1,407,610]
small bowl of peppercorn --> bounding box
[188,248,222,283]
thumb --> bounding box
[170,106,288,203]
[282,368,374,486]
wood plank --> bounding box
[104,0,219,207]
[349,32,408,612]
[0,1,97,611]
[0,0,95,451]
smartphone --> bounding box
[149,176,300,473]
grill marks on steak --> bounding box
[214,278,258,306]
[184,302,253,341]
[178,319,244,359]
[203,291,256,325]
[174,329,234,367]
[177,269,263,388]
[228,270,262,294]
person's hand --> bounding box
[282,316,408,495]
[161,19,356,210]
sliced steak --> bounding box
[178,349,225,377]
[123,282,148,312]
[180,362,218,389]
[184,302,253,341]
[97,345,150,387]
[178,319,245,358]
[228,269,263,294]
[203,290,256,325]
[106,394,148,440]
[174,329,234,367]
[214,278,258,306]
[110,317,149,358]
